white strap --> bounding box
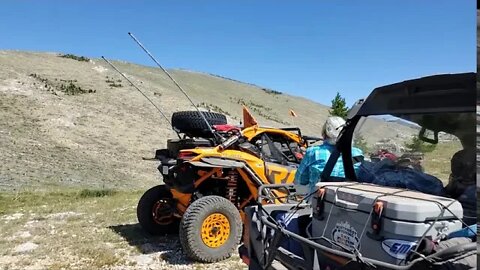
[313,249,321,270]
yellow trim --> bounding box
[242,126,305,146]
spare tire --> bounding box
[172,111,227,137]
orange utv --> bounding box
[137,109,320,262]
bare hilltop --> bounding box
[0,50,416,192]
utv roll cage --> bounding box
[242,72,477,270]
[321,72,476,183]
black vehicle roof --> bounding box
[355,72,476,116]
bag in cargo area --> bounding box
[272,211,304,258]
[357,159,446,196]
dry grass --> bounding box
[0,189,246,269]
[0,50,331,192]
[0,50,417,192]
[423,141,462,184]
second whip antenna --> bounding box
[101,56,180,139]
[127,32,220,142]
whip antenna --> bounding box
[127,32,220,141]
[101,56,180,139]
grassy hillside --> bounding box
[0,50,331,191]
[0,50,417,192]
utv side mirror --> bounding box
[419,127,438,144]
[347,98,365,119]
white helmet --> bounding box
[322,116,346,145]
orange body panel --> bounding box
[194,167,222,188]
[170,127,305,216]
[170,189,191,214]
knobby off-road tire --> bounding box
[171,111,227,137]
[137,185,179,235]
[179,195,242,262]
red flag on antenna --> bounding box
[243,106,258,128]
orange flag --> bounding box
[243,105,258,128]
[289,109,298,117]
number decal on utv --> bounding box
[265,162,296,184]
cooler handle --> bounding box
[335,199,358,210]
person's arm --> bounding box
[294,147,316,185]
[306,149,329,192]
[352,147,364,174]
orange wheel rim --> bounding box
[201,213,230,248]
[152,200,174,225]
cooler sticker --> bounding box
[381,239,416,260]
[331,221,360,250]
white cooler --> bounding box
[311,182,463,265]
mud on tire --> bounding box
[171,111,227,138]
[179,195,242,262]
[137,185,179,235]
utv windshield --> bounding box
[352,112,475,181]
[344,111,476,225]
[321,73,476,223]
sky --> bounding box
[0,1,476,106]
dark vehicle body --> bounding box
[241,73,477,270]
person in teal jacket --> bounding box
[295,116,364,193]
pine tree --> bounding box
[404,135,436,153]
[329,92,348,119]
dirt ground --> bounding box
[0,190,246,270]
